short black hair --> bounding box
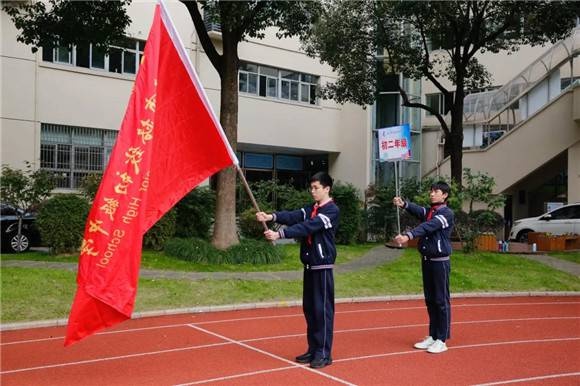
[310,172,333,190]
[431,181,450,200]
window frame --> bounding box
[43,39,144,76]
[239,62,319,105]
[40,124,118,190]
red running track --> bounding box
[1,296,579,385]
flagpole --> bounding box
[395,160,401,243]
[235,164,269,233]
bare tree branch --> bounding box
[180,0,223,75]
[398,85,450,137]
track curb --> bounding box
[2,291,578,332]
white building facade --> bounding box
[1,1,373,196]
[2,2,578,225]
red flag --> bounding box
[65,2,237,346]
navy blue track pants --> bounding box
[421,259,451,341]
[303,268,334,360]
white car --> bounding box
[509,203,580,242]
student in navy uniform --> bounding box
[393,181,454,354]
[256,172,339,369]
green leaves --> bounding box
[306,0,579,107]
[1,162,55,212]
[2,0,132,52]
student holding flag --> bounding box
[256,172,339,369]
[393,181,454,354]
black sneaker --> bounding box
[310,357,332,369]
[295,352,314,363]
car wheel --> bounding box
[9,232,30,252]
[516,229,532,243]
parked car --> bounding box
[509,203,580,242]
[1,203,41,253]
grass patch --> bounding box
[337,248,580,297]
[1,243,378,272]
[1,268,77,322]
[0,267,302,323]
[0,250,78,263]
[2,248,579,323]
[546,251,580,264]
[143,243,376,272]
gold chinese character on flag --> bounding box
[88,220,110,236]
[114,172,134,195]
[100,197,120,220]
[145,94,156,112]
[138,119,154,144]
[125,147,144,175]
[80,239,99,257]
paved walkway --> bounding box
[516,253,580,277]
[0,246,403,281]
[3,248,578,279]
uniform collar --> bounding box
[315,198,333,208]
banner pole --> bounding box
[395,160,401,237]
[235,164,269,232]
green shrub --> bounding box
[276,185,311,211]
[225,239,282,264]
[365,183,396,241]
[332,182,362,245]
[36,194,90,254]
[174,187,215,239]
[471,209,504,234]
[143,209,176,250]
[238,179,311,213]
[455,209,504,253]
[165,238,282,265]
[164,238,220,263]
[79,173,102,202]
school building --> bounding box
[1,2,579,222]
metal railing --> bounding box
[462,27,580,148]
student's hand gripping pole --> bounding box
[235,165,273,244]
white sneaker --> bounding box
[427,339,448,354]
[414,336,435,350]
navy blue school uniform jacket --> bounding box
[273,200,339,269]
[403,201,454,259]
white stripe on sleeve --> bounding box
[435,214,449,228]
[318,214,332,229]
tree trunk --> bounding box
[211,33,239,250]
[446,88,465,184]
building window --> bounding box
[54,45,72,64]
[239,63,259,95]
[275,155,303,171]
[244,153,274,169]
[239,62,319,105]
[203,8,221,32]
[42,38,145,75]
[40,123,118,189]
[425,92,454,116]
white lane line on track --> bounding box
[333,337,580,363]
[472,372,580,385]
[175,365,298,385]
[3,301,578,346]
[3,317,578,375]
[0,341,231,375]
[173,337,580,386]
[192,301,580,326]
[239,316,580,343]
[185,324,356,386]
